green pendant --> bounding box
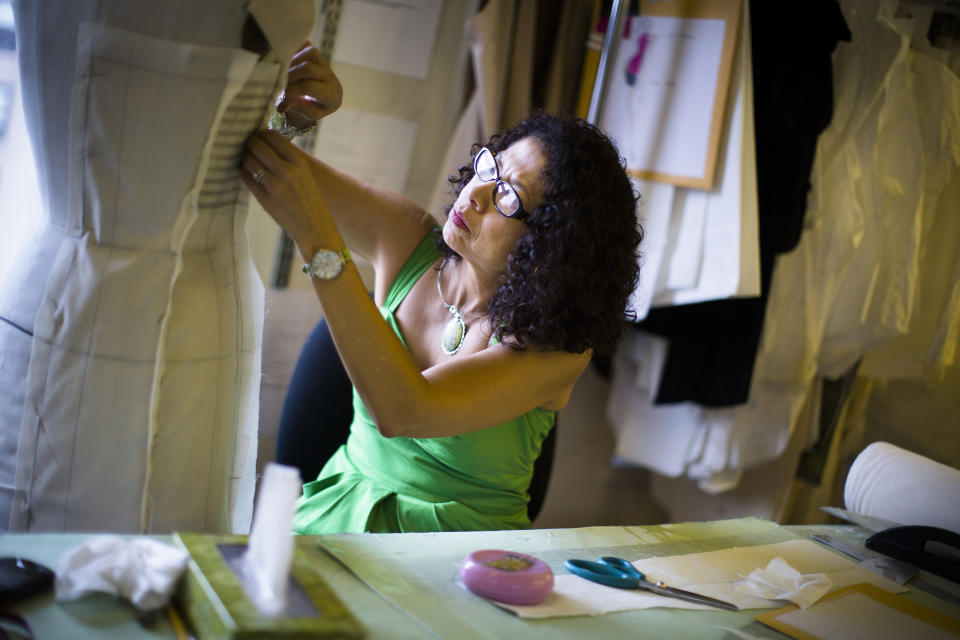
[442,313,466,355]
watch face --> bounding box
[310,250,344,279]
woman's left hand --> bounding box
[276,42,343,130]
[241,130,335,251]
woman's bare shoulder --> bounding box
[371,211,439,303]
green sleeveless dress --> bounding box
[293,232,556,534]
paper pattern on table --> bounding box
[632,539,907,610]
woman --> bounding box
[243,49,641,533]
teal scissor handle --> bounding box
[599,556,648,580]
[564,557,649,589]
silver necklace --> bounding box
[437,261,467,355]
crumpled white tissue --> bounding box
[733,557,832,609]
[55,536,189,611]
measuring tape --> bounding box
[271,0,343,288]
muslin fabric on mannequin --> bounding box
[0,0,314,533]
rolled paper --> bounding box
[845,442,960,534]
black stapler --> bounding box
[865,525,960,584]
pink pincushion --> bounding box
[458,549,554,605]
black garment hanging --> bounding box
[637,0,851,407]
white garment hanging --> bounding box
[0,0,314,533]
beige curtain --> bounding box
[427,0,595,217]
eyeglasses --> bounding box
[473,147,528,220]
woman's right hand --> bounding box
[241,130,339,255]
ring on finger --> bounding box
[252,168,266,184]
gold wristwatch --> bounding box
[302,248,351,280]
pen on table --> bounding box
[165,604,191,640]
[626,32,649,86]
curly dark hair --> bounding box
[440,112,642,356]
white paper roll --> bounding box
[844,442,960,534]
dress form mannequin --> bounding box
[0,0,314,533]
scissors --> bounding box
[565,556,739,611]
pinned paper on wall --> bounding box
[624,0,758,318]
[599,0,741,189]
[650,2,760,307]
[330,0,443,80]
[313,108,418,193]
